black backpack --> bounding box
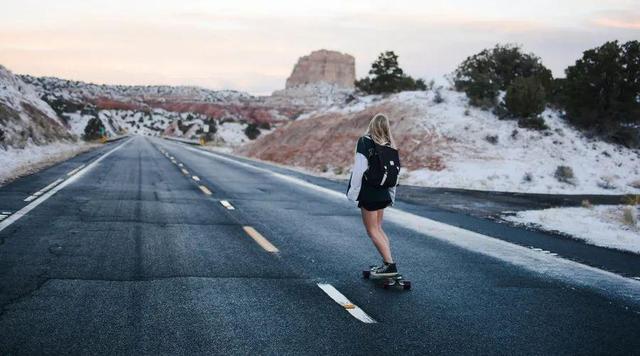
[364,139,401,188]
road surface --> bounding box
[1,136,639,355]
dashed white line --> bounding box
[220,200,235,210]
[317,283,376,324]
[192,176,200,182]
[181,168,189,175]
[0,139,130,233]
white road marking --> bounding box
[181,168,189,175]
[1,212,11,215]
[317,283,376,324]
[0,139,130,233]
[66,164,85,176]
[34,178,64,196]
[0,214,7,221]
[192,176,200,182]
[199,185,212,195]
[178,163,184,167]
[243,226,278,253]
[220,200,235,210]
[24,178,65,202]
[175,144,640,307]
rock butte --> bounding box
[285,49,356,89]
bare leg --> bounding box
[376,209,393,262]
[361,208,393,263]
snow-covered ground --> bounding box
[294,88,640,194]
[0,141,98,186]
[503,205,640,254]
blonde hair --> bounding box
[366,113,395,147]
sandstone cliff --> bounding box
[285,50,355,89]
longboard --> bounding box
[362,266,411,290]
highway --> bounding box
[1,136,639,355]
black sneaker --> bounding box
[371,262,398,278]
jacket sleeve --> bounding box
[346,138,368,202]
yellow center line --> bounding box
[199,185,212,195]
[243,226,279,253]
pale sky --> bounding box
[1,0,638,94]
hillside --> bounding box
[237,88,640,195]
[19,75,302,145]
[0,66,73,148]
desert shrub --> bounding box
[554,165,575,185]
[244,123,260,140]
[83,117,105,140]
[561,40,640,145]
[258,121,271,130]
[518,116,548,130]
[622,206,638,227]
[433,89,445,104]
[484,135,498,144]
[454,44,553,108]
[522,172,533,183]
[355,51,427,94]
[504,77,546,119]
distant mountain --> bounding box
[0,65,73,148]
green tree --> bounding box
[563,40,640,135]
[504,77,546,119]
[454,44,553,108]
[244,123,260,140]
[355,51,426,94]
[83,117,105,140]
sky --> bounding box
[0,0,638,95]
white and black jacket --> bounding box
[346,135,396,204]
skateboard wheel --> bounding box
[362,270,370,279]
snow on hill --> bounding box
[238,88,640,195]
[0,65,73,148]
[19,75,254,104]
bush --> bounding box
[622,206,638,227]
[561,40,640,142]
[484,135,498,144]
[504,77,546,119]
[517,116,548,130]
[554,165,575,185]
[454,44,553,108]
[244,123,260,140]
[355,51,427,94]
[84,117,105,140]
[433,89,445,104]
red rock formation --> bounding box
[236,102,450,173]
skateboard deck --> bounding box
[362,266,411,290]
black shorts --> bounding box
[358,200,391,211]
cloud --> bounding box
[592,10,640,30]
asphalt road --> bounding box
[1,136,639,355]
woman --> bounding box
[347,113,399,277]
